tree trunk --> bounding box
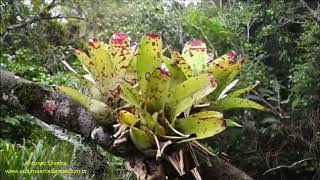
[0,68,253,180]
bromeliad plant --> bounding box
[55,32,265,178]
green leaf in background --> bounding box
[136,33,163,94]
[182,40,208,75]
[174,111,225,143]
[165,73,217,123]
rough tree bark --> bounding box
[0,68,253,180]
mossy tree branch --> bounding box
[0,68,253,180]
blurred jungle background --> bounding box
[0,0,319,179]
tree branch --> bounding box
[263,158,314,175]
[0,68,253,180]
[5,0,86,31]
[0,68,135,157]
[300,0,320,23]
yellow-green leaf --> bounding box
[144,63,170,113]
[182,40,208,75]
[225,119,243,128]
[87,38,119,98]
[117,110,139,127]
[129,127,155,151]
[53,86,91,108]
[161,56,186,89]
[207,51,244,100]
[136,33,162,94]
[119,82,140,107]
[61,60,101,100]
[228,81,260,97]
[108,33,133,79]
[53,86,111,123]
[174,111,225,143]
[214,97,265,111]
[74,49,96,76]
[80,74,101,100]
[165,73,217,123]
[139,109,156,130]
[171,50,193,79]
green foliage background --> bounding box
[0,0,319,179]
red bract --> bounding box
[88,38,99,47]
[92,37,98,43]
[227,50,237,59]
[188,40,203,46]
[145,33,160,39]
[110,33,129,44]
[87,41,94,47]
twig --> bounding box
[263,158,314,175]
[300,0,320,23]
[6,0,86,31]
[252,90,284,118]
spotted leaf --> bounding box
[161,56,186,89]
[213,97,265,111]
[136,33,163,94]
[87,38,119,99]
[74,49,96,76]
[165,73,217,123]
[174,111,225,143]
[228,81,260,97]
[144,63,170,113]
[171,50,193,79]
[207,51,244,100]
[109,33,133,81]
[182,40,208,75]
[119,82,140,107]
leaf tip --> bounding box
[186,40,204,46]
[227,50,237,59]
[145,33,161,39]
[88,38,100,48]
[158,63,170,76]
[110,32,129,44]
[225,119,243,128]
[73,48,82,54]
